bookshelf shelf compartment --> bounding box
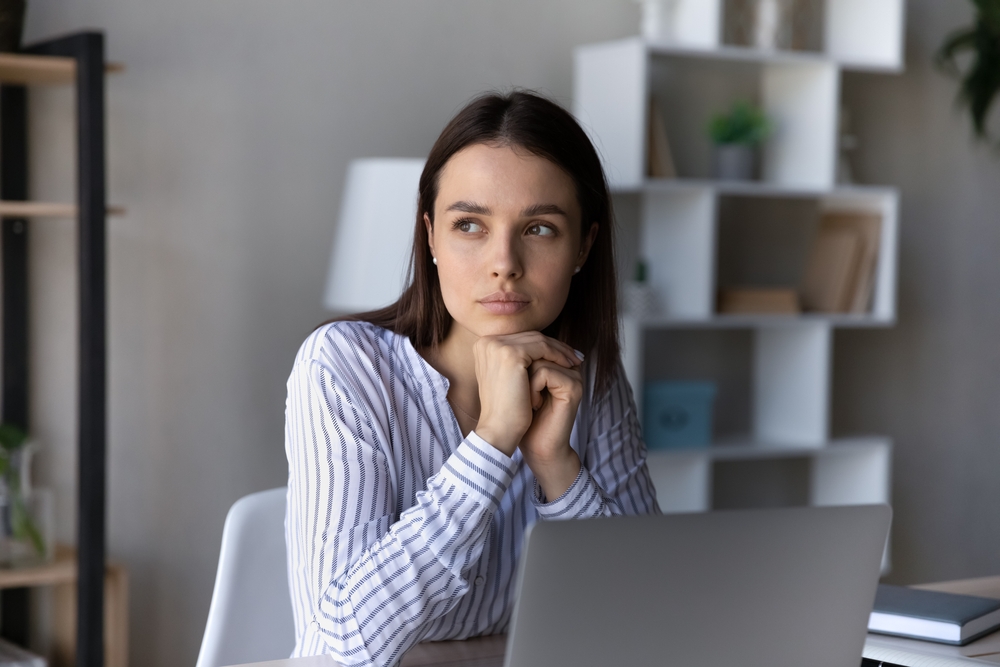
[628,186,898,324]
[575,41,841,190]
[632,0,904,71]
[646,437,891,512]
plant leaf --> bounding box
[0,423,27,451]
[708,100,770,145]
[938,0,1000,141]
[959,23,1000,136]
[936,28,977,76]
[973,0,1000,33]
[11,498,45,557]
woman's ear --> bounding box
[424,213,435,259]
[577,222,599,267]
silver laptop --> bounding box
[504,505,891,667]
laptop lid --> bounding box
[504,505,891,667]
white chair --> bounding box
[196,487,296,667]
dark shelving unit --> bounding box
[0,31,110,667]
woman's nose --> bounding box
[490,233,523,279]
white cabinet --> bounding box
[575,2,904,556]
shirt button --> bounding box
[474,576,485,586]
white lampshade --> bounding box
[324,158,426,312]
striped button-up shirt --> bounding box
[284,321,659,666]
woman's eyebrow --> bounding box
[521,203,568,217]
[445,201,492,215]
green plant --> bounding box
[708,100,771,145]
[0,422,44,557]
[936,0,1000,141]
[633,260,647,283]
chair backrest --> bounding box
[196,487,296,667]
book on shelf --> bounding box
[868,584,1000,646]
[829,210,882,314]
[801,210,881,314]
[647,97,677,179]
[718,287,800,315]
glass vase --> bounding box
[0,443,54,567]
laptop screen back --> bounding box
[505,505,891,667]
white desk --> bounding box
[228,576,1000,667]
[864,576,1000,665]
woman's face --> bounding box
[426,143,597,339]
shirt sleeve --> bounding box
[285,339,516,667]
[530,357,661,519]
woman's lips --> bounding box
[480,292,530,315]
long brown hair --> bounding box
[336,90,621,397]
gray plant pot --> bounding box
[712,144,758,181]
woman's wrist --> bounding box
[524,448,582,503]
[473,423,520,458]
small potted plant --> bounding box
[622,260,660,318]
[708,100,771,180]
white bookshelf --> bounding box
[634,0,905,70]
[645,437,892,512]
[575,0,904,551]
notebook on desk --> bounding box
[864,634,1000,667]
[502,505,892,667]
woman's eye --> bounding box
[454,219,483,233]
[527,223,555,237]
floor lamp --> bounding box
[324,158,426,313]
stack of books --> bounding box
[647,97,677,179]
[717,287,800,315]
[869,584,1000,646]
[801,210,882,314]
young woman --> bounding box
[284,91,660,666]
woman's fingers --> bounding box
[473,332,584,456]
[519,360,586,484]
[478,331,581,370]
[528,359,583,409]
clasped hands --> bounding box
[472,331,585,502]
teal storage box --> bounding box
[643,381,717,449]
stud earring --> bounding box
[432,257,438,266]
[573,266,581,274]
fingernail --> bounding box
[573,349,585,361]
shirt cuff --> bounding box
[440,431,517,509]
[531,466,605,520]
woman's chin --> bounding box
[446,304,561,339]
[469,315,557,338]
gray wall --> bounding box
[17,0,1000,665]
[836,0,1000,585]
